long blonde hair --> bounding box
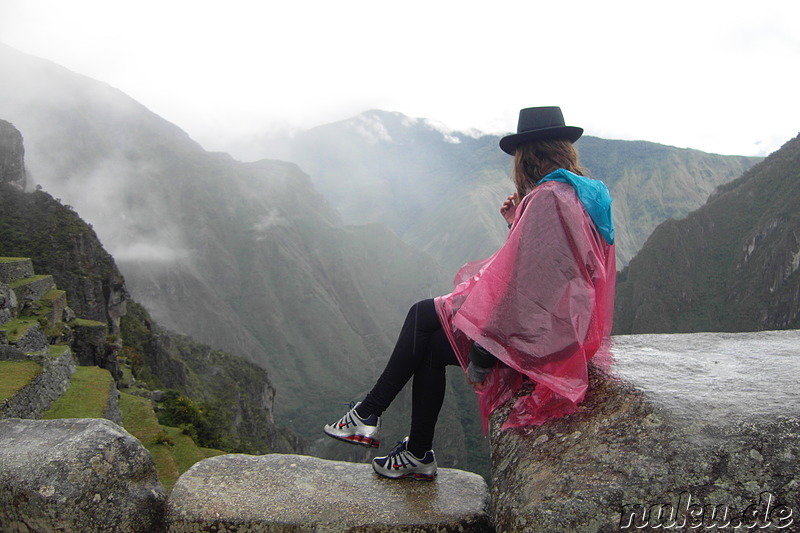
[513,138,585,198]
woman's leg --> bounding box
[358,299,442,416]
[358,298,458,457]
[407,327,457,457]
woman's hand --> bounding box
[500,192,520,226]
[466,361,492,391]
[466,372,488,391]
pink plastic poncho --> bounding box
[435,179,616,431]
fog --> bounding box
[1,1,799,158]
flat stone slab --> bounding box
[167,453,491,532]
[611,330,800,422]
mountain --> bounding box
[0,44,474,466]
[249,110,761,270]
[0,120,300,453]
[613,133,800,334]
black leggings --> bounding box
[358,299,459,457]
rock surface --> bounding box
[167,453,491,532]
[0,119,25,190]
[0,418,166,532]
[0,280,17,327]
[489,330,800,532]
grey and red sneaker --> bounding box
[323,402,381,448]
[372,437,437,481]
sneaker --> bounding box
[323,402,381,448]
[372,437,437,480]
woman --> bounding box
[324,106,616,480]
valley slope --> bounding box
[614,134,800,333]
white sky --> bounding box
[1,0,798,157]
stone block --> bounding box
[0,418,166,532]
[489,331,800,532]
[167,453,491,532]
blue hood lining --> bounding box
[538,169,615,244]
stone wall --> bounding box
[0,258,34,285]
[12,323,49,354]
[0,347,75,419]
[104,377,122,425]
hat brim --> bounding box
[499,126,583,155]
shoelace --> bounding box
[385,441,417,469]
[336,401,359,428]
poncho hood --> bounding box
[539,168,615,244]
[435,174,616,431]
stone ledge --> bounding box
[0,345,75,419]
[10,275,57,312]
[489,331,800,532]
[167,453,492,532]
[0,257,34,285]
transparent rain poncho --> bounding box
[435,171,616,431]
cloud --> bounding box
[253,209,289,240]
[111,241,191,263]
[2,0,798,157]
[348,114,392,144]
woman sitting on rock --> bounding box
[324,106,616,480]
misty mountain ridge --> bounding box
[0,43,484,470]
[246,108,761,270]
[0,121,301,454]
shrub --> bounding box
[156,390,229,450]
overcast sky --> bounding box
[1,0,798,157]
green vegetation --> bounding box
[43,366,113,419]
[119,392,181,492]
[8,275,50,289]
[156,390,230,450]
[120,300,286,454]
[160,425,225,474]
[69,318,107,327]
[119,392,223,492]
[41,290,65,301]
[0,318,37,342]
[0,184,122,326]
[48,345,71,357]
[0,360,42,402]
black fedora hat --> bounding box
[499,106,583,155]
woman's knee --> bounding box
[405,299,437,325]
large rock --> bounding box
[489,330,800,532]
[167,453,491,532]
[0,418,166,532]
[0,280,17,326]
